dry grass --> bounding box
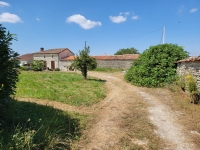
[142,86,200,147]
[119,98,163,150]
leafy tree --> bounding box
[0,24,19,121]
[71,46,97,79]
[30,60,44,71]
[125,44,189,87]
[114,47,139,55]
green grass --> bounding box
[0,99,87,149]
[92,67,124,72]
[16,71,106,106]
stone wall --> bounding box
[59,60,74,71]
[177,61,200,89]
[59,59,134,71]
[96,60,133,69]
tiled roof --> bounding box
[18,53,33,61]
[93,54,139,60]
[176,56,200,63]
[62,54,139,61]
[34,48,73,54]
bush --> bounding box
[125,44,189,87]
[20,66,28,71]
[30,60,44,71]
[54,68,60,71]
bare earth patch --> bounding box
[17,71,199,150]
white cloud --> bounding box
[124,11,130,16]
[36,18,40,21]
[109,15,127,23]
[177,5,184,15]
[0,1,10,7]
[132,15,139,20]
[66,14,102,29]
[190,8,198,13]
[0,12,22,23]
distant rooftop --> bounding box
[34,48,74,54]
[18,53,33,61]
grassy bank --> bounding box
[0,100,87,149]
[92,67,123,73]
[16,71,106,106]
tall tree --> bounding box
[71,46,97,79]
[0,24,19,122]
[114,47,139,55]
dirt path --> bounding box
[17,72,198,150]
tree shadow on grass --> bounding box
[0,99,83,149]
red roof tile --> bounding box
[34,48,73,54]
[176,56,200,63]
[18,53,33,61]
[62,54,139,61]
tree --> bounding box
[125,44,189,87]
[30,60,44,71]
[114,47,139,55]
[71,46,97,79]
[0,24,19,121]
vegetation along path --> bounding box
[18,72,198,149]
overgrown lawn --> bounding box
[16,71,106,106]
[0,100,87,149]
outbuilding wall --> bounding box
[96,60,133,69]
[177,61,200,89]
[59,59,134,71]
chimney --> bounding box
[40,47,44,51]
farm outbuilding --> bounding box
[176,56,200,89]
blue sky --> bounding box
[0,0,199,56]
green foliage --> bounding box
[114,47,139,55]
[71,46,97,79]
[0,24,19,123]
[54,68,60,71]
[19,66,28,71]
[125,44,189,87]
[0,100,85,149]
[30,60,44,71]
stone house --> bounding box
[176,56,200,89]
[33,48,74,70]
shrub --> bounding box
[54,68,60,71]
[20,66,28,71]
[125,44,189,87]
[30,60,44,71]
